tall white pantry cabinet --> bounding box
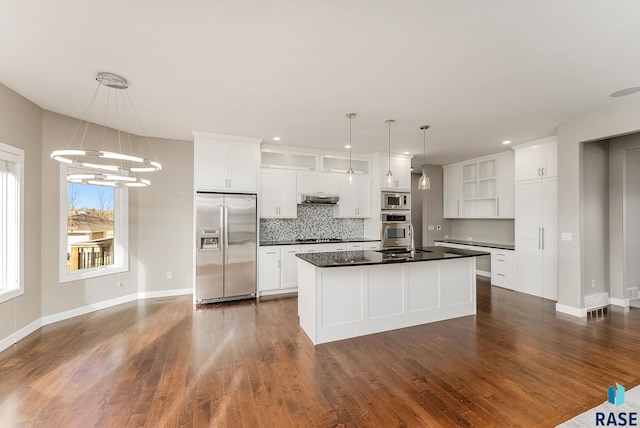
[513,137,559,300]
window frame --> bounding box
[59,164,129,283]
[0,142,24,304]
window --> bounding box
[0,142,23,303]
[59,166,129,282]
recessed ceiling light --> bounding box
[610,87,640,97]
[345,145,351,149]
[502,140,512,145]
[273,136,281,141]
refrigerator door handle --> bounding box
[224,206,229,264]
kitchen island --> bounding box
[296,246,489,344]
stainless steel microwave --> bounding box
[382,192,411,210]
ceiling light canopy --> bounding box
[49,72,162,187]
[610,86,640,97]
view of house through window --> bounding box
[66,183,115,271]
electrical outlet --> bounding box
[592,279,596,288]
[561,232,573,241]
[428,225,434,231]
[467,236,473,241]
[167,271,172,279]
[436,225,441,230]
[444,235,449,239]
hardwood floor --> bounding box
[1,278,640,427]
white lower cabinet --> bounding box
[259,241,381,295]
[259,246,301,295]
[491,249,515,290]
[434,241,514,289]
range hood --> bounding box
[298,193,339,205]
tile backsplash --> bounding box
[260,205,364,241]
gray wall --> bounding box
[558,102,640,310]
[420,165,451,246]
[136,137,194,294]
[608,133,640,300]
[40,111,195,316]
[410,172,424,248]
[449,219,515,245]
[582,140,609,296]
[0,83,195,343]
[0,83,43,341]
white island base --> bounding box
[297,257,477,345]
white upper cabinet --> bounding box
[193,131,262,192]
[334,174,372,218]
[379,156,411,190]
[497,151,515,218]
[514,137,557,181]
[259,169,297,218]
[443,151,514,218]
[443,163,463,218]
[297,171,340,195]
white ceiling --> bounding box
[2,0,640,166]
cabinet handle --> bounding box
[538,227,542,249]
[497,273,506,277]
[538,168,541,177]
[541,167,545,177]
[497,198,500,216]
[496,253,505,256]
[278,260,281,268]
[541,227,545,250]
[457,200,460,216]
[497,259,505,262]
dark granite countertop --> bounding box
[260,238,381,246]
[434,239,515,251]
[295,246,490,268]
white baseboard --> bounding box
[139,288,193,299]
[556,303,587,317]
[0,318,42,354]
[41,293,140,326]
[609,297,629,307]
[1,288,194,354]
[476,270,491,278]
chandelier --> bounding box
[50,72,162,187]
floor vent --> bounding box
[585,292,609,318]
[627,287,639,300]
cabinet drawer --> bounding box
[282,246,301,256]
[491,249,514,263]
[491,250,514,271]
[259,247,281,258]
[491,270,514,289]
[364,242,380,250]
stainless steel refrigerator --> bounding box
[195,192,257,303]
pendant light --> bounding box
[345,113,356,185]
[384,119,395,188]
[418,125,431,190]
[50,72,162,187]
